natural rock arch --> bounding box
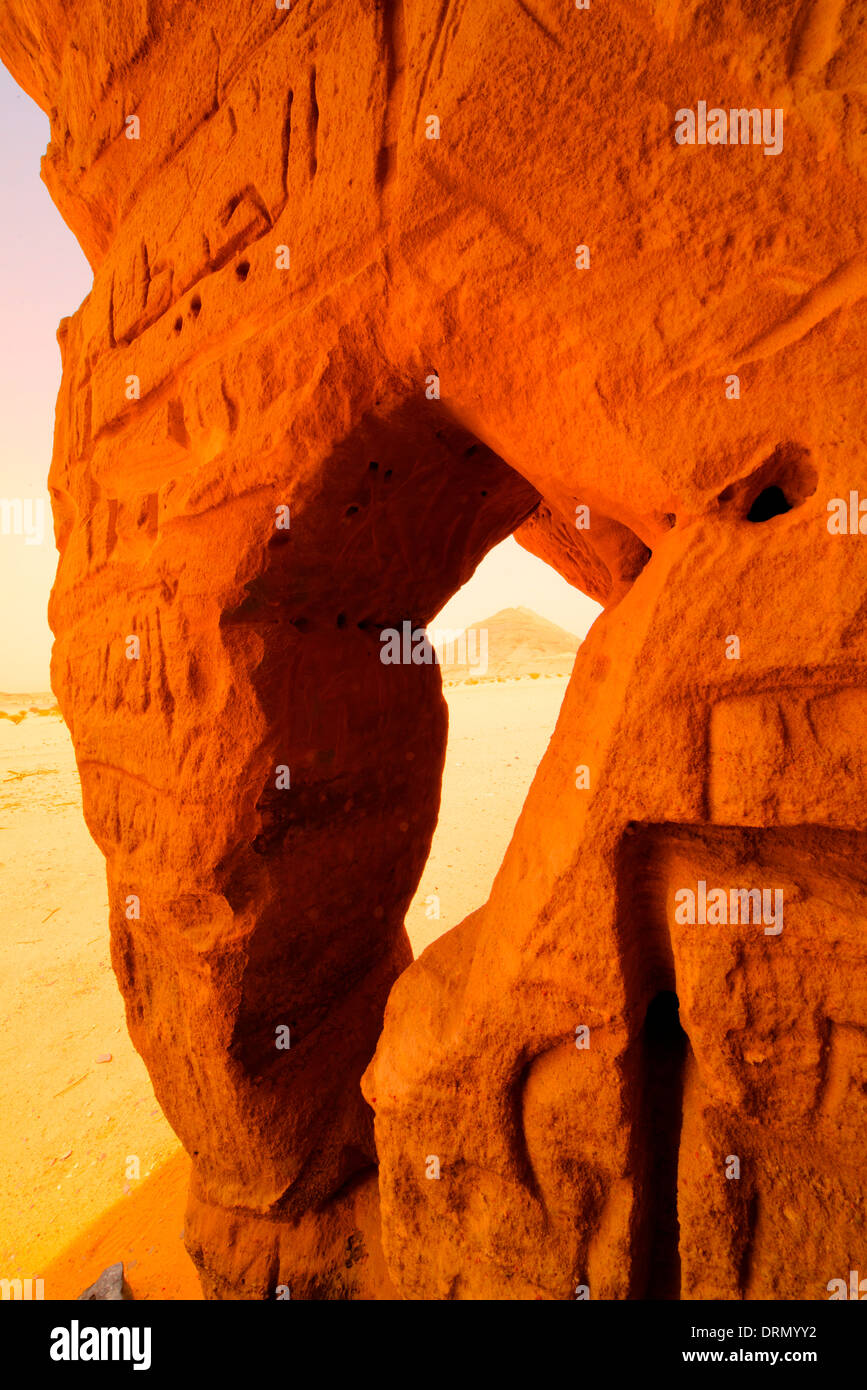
[2,0,865,1298]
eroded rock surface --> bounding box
[2,0,865,1297]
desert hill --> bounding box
[434,606,581,682]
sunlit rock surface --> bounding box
[2,0,865,1298]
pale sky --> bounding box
[0,63,92,691]
[435,536,600,637]
[0,65,598,691]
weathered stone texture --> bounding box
[2,0,865,1297]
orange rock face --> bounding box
[2,0,865,1298]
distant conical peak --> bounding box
[463,607,580,643]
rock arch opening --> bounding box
[172,395,654,1295]
[405,537,603,956]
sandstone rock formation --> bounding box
[2,0,865,1298]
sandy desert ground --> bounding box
[0,674,571,1297]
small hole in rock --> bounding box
[174,317,183,333]
[719,445,817,521]
[369,461,379,471]
[747,486,792,522]
[480,490,488,497]
[190,295,202,316]
[336,613,347,628]
[236,261,250,281]
[384,469,393,481]
[345,505,359,516]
